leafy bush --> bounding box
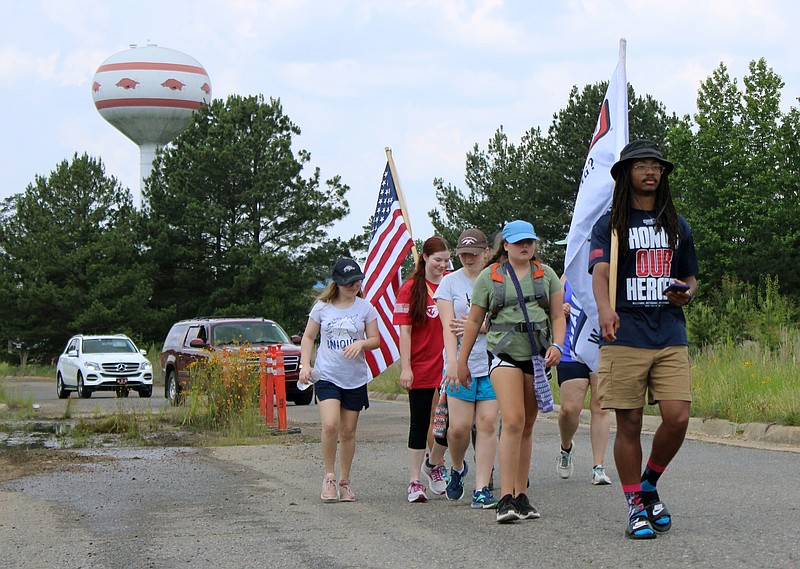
[688,275,798,350]
[184,346,265,429]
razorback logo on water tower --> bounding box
[91,44,212,202]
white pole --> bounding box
[138,142,158,208]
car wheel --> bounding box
[138,385,153,398]
[115,386,130,398]
[56,373,70,399]
[293,386,314,406]
[77,373,92,399]
[166,370,183,406]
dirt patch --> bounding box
[0,447,114,484]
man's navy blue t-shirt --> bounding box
[589,209,699,349]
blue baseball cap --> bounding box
[502,220,538,243]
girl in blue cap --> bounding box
[457,220,565,522]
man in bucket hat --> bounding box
[589,140,699,540]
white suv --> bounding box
[56,334,154,399]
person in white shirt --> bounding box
[434,229,499,509]
[299,258,380,503]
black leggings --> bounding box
[408,388,448,450]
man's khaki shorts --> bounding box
[597,345,691,409]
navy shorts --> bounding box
[556,361,592,386]
[314,380,370,411]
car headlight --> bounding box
[141,361,153,371]
[85,361,101,371]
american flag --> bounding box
[363,162,414,377]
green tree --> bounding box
[0,154,156,364]
[669,59,800,299]
[143,95,351,333]
[430,82,674,273]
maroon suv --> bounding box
[160,317,309,406]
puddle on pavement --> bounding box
[0,421,193,449]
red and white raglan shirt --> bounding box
[392,280,445,389]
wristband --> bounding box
[552,343,563,353]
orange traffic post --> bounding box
[274,346,288,431]
[259,348,267,417]
[265,345,276,427]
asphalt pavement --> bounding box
[1,381,799,569]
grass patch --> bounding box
[689,335,800,425]
[0,384,38,420]
[368,362,404,396]
[550,329,800,426]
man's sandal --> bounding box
[625,511,657,540]
[646,500,672,533]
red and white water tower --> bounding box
[91,44,211,200]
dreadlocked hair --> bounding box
[409,236,449,325]
[609,164,683,258]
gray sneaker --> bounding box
[557,445,574,479]
[592,465,611,485]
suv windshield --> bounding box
[211,322,291,346]
[82,338,138,354]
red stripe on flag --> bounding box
[363,168,413,378]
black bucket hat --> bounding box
[610,139,674,180]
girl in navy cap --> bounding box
[299,258,380,503]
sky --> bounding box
[3,0,800,243]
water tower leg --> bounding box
[139,143,158,207]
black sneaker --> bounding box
[514,493,540,519]
[495,493,520,523]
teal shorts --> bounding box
[445,375,496,402]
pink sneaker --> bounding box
[407,480,428,503]
[321,473,338,502]
[338,480,355,502]
[421,461,448,495]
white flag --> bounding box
[563,39,629,372]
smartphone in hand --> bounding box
[663,282,690,295]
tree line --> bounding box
[1,59,797,365]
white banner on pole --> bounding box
[563,39,629,372]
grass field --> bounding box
[2,334,799,427]
[369,335,800,426]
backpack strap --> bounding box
[489,261,549,319]
[487,261,553,357]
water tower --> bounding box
[91,44,211,203]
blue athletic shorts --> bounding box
[445,375,496,402]
[314,380,370,411]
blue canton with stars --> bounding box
[371,164,399,240]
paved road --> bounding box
[1,376,171,417]
[1,380,799,568]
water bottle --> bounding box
[297,369,320,391]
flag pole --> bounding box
[609,229,619,309]
[607,38,626,310]
[385,147,419,265]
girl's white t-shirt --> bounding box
[309,297,379,389]
[433,269,489,377]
